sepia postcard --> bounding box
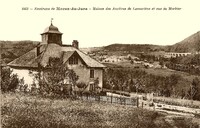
[1,0,200,127]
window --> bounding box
[90,69,94,78]
[89,83,95,91]
[49,34,52,40]
[69,56,78,65]
[53,34,57,42]
[58,35,61,41]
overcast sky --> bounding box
[1,0,200,48]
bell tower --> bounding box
[41,19,63,45]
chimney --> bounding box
[36,44,41,56]
[72,40,79,49]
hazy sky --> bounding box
[1,0,200,48]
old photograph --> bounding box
[1,0,200,127]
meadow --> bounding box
[1,93,199,128]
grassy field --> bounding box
[1,93,199,128]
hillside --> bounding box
[0,40,39,65]
[103,31,200,53]
[169,31,200,53]
[104,44,166,53]
[87,31,200,54]
[80,47,103,54]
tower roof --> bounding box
[41,23,62,35]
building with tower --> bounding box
[7,22,106,91]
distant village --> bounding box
[86,49,199,70]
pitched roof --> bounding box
[62,51,75,63]
[7,48,38,68]
[7,43,105,68]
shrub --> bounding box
[77,82,87,89]
[1,67,20,92]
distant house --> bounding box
[7,22,106,90]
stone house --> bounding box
[7,22,106,91]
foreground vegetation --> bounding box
[1,93,199,128]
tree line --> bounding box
[164,54,200,75]
[103,68,200,100]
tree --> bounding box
[188,77,200,100]
[169,74,181,97]
[130,60,134,64]
[159,60,164,68]
[31,57,79,96]
[1,67,19,92]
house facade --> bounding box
[7,22,105,91]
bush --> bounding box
[1,67,20,92]
[77,82,87,88]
